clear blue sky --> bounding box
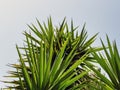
[0,0,120,87]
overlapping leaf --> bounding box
[3,17,102,90]
[87,35,120,90]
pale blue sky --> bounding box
[0,0,120,87]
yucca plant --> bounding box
[86,35,120,90]
[3,17,103,89]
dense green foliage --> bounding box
[2,17,120,90]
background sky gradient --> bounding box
[0,0,120,87]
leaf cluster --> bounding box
[3,17,120,90]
